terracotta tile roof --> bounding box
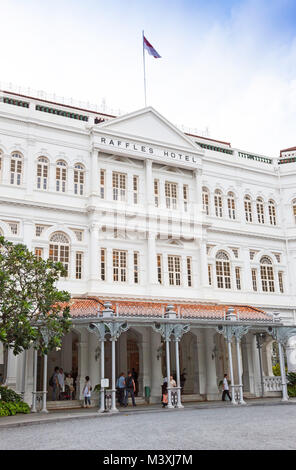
[66,298,271,322]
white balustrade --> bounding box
[263,376,282,392]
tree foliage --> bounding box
[0,236,72,355]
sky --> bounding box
[1,0,296,156]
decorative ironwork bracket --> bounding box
[264,326,296,346]
[87,321,129,341]
[215,325,251,342]
[152,323,190,341]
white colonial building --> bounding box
[0,88,296,411]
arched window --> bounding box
[268,200,276,225]
[256,197,264,224]
[74,163,85,195]
[10,152,23,185]
[214,190,223,218]
[227,192,236,219]
[56,160,67,192]
[202,187,209,215]
[293,199,296,223]
[216,251,231,289]
[260,256,274,292]
[37,157,49,190]
[244,195,252,222]
[49,232,70,277]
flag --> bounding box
[143,35,161,58]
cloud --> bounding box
[1,0,296,156]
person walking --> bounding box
[222,373,231,401]
[82,376,92,408]
[116,372,126,407]
[161,381,168,408]
[49,366,60,401]
[124,371,136,407]
[57,368,65,400]
[131,368,139,397]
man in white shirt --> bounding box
[222,373,231,401]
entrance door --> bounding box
[127,339,139,396]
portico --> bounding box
[6,298,296,413]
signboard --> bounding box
[101,378,109,388]
[98,135,201,167]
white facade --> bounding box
[1,89,296,406]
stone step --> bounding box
[181,394,205,402]
[47,400,83,410]
[47,396,147,410]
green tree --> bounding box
[0,236,72,355]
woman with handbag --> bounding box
[82,376,92,408]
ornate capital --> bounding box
[152,323,175,341]
[172,324,190,341]
[87,322,107,341]
[40,326,56,346]
[104,321,129,340]
[152,323,190,341]
[266,326,296,346]
[216,325,250,342]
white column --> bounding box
[40,354,48,413]
[68,166,74,196]
[128,250,134,285]
[106,168,113,201]
[119,333,127,375]
[165,338,173,408]
[242,246,253,291]
[61,334,72,373]
[141,327,151,396]
[145,159,153,209]
[2,153,10,185]
[110,338,118,412]
[5,348,17,390]
[227,338,237,404]
[77,340,88,400]
[174,339,183,408]
[106,247,113,283]
[89,223,99,282]
[236,338,246,404]
[194,168,203,223]
[48,161,56,192]
[163,253,169,286]
[23,220,34,251]
[286,336,296,372]
[196,330,206,396]
[31,349,38,412]
[251,334,261,396]
[204,329,219,400]
[20,350,27,399]
[91,149,99,195]
[150,329,163,403]
[88,333,100,399]
[99,339,106,413]
[147,233,157,285]
[199,241,208,288]
[278,342,289,401]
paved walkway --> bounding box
[2,402,296,450]
[0,397,295,429]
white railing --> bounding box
[263,376,282,392]
[0,81,124,117]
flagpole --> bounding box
[142,30,147,107]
